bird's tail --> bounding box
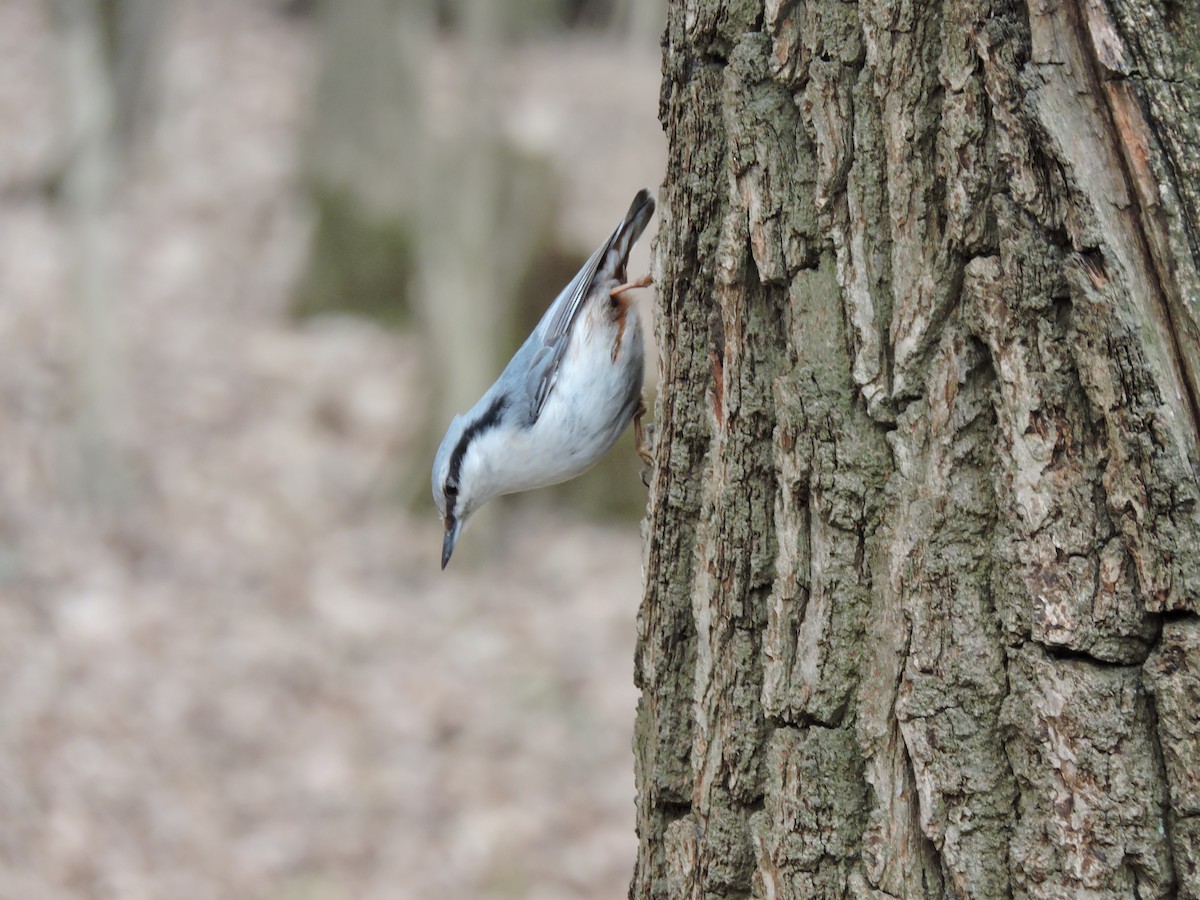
[602,189,655,281]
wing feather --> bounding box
[525,190,655,421]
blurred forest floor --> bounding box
[0,1,663,897]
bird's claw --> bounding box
[611,274,653,298]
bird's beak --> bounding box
[441,517,461,570]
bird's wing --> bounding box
[525,190,655,422]
[525,241,609,420]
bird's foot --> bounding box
[611,274,653,298]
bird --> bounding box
[432,189,656,569]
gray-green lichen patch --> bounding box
[1002,645,1174,898]
[961,242,1161,662]
[1144,619,1200,815]
[1145,617,1200,897]
[1066,258,1200,616]
[1168,816,1200,900]
[764,254,891,727]
[750,725,868,896]
[887,323,1016,898]
[724,32,820,282]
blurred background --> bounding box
[0,0,665,897]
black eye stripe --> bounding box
[446,395,507,490]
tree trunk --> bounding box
[56,0,133,509]
[633,0,1200,897]
[293,0,429,323]
[296,0,563,528]
[53,0,172,509]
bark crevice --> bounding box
[1065,0,1200,452]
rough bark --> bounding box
[634,0,1200,897]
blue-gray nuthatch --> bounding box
[433,190,656,568]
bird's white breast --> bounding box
[466,302,644,502]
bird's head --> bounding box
[431,396,508,569]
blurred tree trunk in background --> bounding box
[55,0,170,508]
[634,0,1200,897]
[294,0,430,324]
[414,1,558,473]
[102,0,172,145]
[611,0,667,47]
[297,0,559,532]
